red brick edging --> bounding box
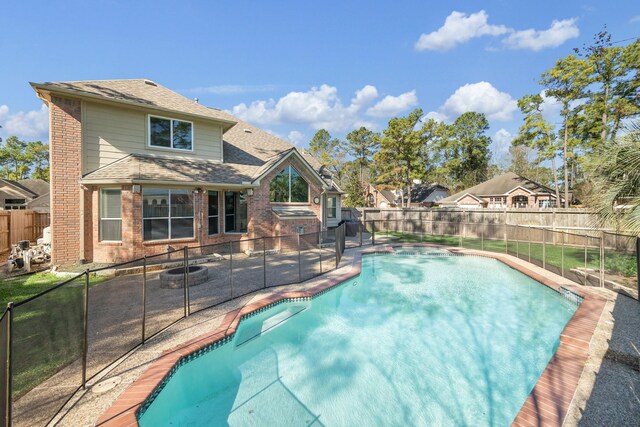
[97,244,606,427]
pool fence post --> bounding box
[229,241,234,298]
[504,223,508,253]
[600,232,605,288]
[542,229,546,269]
[183,247,190,317]
[372,221,375,246]
[297,233,302,283]
[528,228,531,263]
[82,270,89,389]
[561,233,565,277]
[636,236,640,290]
[584,236,588,283]
[142,256,147,344]
[5,302,13,426]
[359,221,363,247]
[319,235,323,274]
[263,238,267,289]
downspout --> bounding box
[79,185,85,263]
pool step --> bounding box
[235,304,309,347]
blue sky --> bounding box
[1,0,638,165]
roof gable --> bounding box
[31,79,237,130]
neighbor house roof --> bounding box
[31,79,237,130]
[439,172,558,204]
[14,178,50,197]
[410,184,448,203]
[0,179,39,198]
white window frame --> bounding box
[327,196,337,219]
[148,114,194,152]
[142,188,194,241]
[269,165,310,204]
[208,191,219,236]
[99,188,122,242]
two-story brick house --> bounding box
[31,79,342,264]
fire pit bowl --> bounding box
[160,265,209,289]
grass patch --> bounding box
[0,272,74,307]
[376,230,636,278]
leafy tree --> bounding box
[440,112,492,190]
[342,162,367,207]
[374,109,424,207]
[586,123,640,234]
[308,129,345,182]
[345,127,379,187]
[575,30,640,145]
[512,94,561,204]
[540,54,590,207]
[26,140,49,181]
[0,136,30,180]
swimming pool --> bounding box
[139,253,578,426]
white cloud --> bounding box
[539,90,561,121]
[287,130,305,145]
[424,111,447,122]
[366,90,418,118]
[630,15,640,23]
[440,82,517,121]
[231,84,415,132]
[351,85,378,109]
[188,84,278,95]
[415,10,509,51]
[0,104,49,141]
[490,128,515,167]
[502,18,579,51]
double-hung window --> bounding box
[269,165,309,203]
[143,188,194,241]
[149,116,193,151]
[100,188,122,241]
[208,191,219,235]
[327,196,337,219]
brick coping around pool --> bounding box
[96,244,607,427]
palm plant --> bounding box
[587,122,640,235]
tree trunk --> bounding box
[563,118,569,208]
[601,84,609,144]
[551,155,560,207]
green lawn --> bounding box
[0,272,86,399]
[374,230,637,278]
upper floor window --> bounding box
[149,116,193,151]
[269,165,309,203]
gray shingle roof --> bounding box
[16,179,50,197]
[81,153,255,185]
[34,79,328,187]
[439,172,557,204]
[31,79,237,129]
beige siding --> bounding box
[83,101,223,173]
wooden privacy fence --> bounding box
[0,210,50,255]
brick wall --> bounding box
[49,96,82,264]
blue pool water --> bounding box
[139,254,578,426]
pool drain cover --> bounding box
[92,376,121,394]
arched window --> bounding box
[270,165,309,203]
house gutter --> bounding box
[79,179,259,189]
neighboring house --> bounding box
[409,183,449,207]
[31,79,341,264]
[0,178,50,212]
[365,183,398,208]
[437,172,561,209]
